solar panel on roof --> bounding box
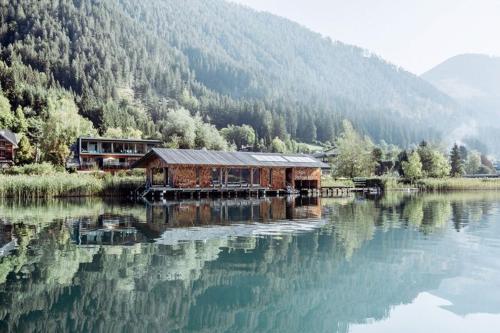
[284,156,316,163]
[251,155,287,162]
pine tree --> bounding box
[450,143,464,177]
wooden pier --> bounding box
[135,184,382,200]
[136,185,291,200]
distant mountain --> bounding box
[0,0,460,147]
[423,54,500,154]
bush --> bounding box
[2,162,58,176]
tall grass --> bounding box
[416,178,500,191]
[0,174,143,199]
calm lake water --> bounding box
[1,193,500,332]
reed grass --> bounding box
[416,178,500,191]
[0,174,143,199]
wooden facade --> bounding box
[134,149,326,193]
[0,130,18,167]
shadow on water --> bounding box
[0,192,500,332]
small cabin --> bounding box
[132,148,328,192]
[68,137,162,171]
[0,130,18,167]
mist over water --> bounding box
[1,193,500,332]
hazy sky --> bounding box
[231,0,500,74]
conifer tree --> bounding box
[450,143,464,177]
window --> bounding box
[227,168,241,185]
[88,142,98,153]
[101,142,112,153]
[114,143,124,154]
[253,169,260,185]
[81,141,88,152]
[136,144,146,154]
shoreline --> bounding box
[1,174,500,199]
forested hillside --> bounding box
[1,0,459,154]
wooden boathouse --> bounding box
[132,148,328,197]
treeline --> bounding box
[0,0,450,152]
[330,120,495,179]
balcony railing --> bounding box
[81,149,145,155]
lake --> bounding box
[1,192,500,333]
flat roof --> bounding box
[133,148,329,168]
[79,137,162,143]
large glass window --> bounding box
[211,168,220,187]
[114,143,124,154]
[81,141,88,152]
[136,144,146,154]
[101,142,112,153]
[88,142,98,153]
[253,169,260,186]
[240,169,251,185]
[227,168,241,186]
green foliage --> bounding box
[195,121,228,151]
[402,151,423,182]
[270,137,286,153]
[0,173,143,199]
[3,162,58,176]
[320,175,354,188]
[160,108,197,148]
[0,0,451,152]
[13,106,28,133]
[0,92,14,129]
[40,94,97,165]
[427,150,451,178]
[465,150,481,174]
[104,127,142,139]
[416,178,500,191]
[220,125,256,150]
[332,120,376,178]
[14,135,34,165]
[160,107,228,150]
[449,143,465,177]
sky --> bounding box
[231,0,500,74]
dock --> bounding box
[136,184,381,200]
[136,185,290,199]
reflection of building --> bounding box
[66,198,322,246]
[69,137,162,171]
[0,129,18,167]
[133,148,328,195]
[69,214,156,245]
[146,197,321,227]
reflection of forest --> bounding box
[0,192,499,332]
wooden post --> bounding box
[250,168,254,188]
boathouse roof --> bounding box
[133,148,329,168]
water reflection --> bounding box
[0,193,499,332]
[68,197,321,246]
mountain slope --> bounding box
[423,54,500,154]
[0,0,460,147]
[422,54,500,122]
